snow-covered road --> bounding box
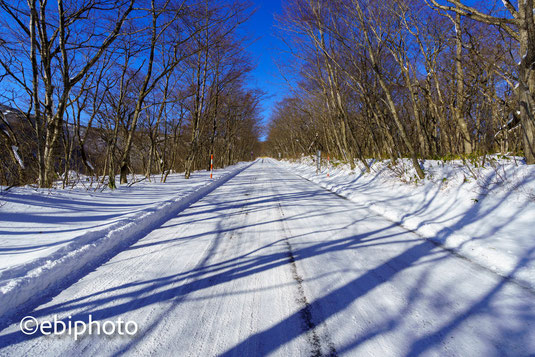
[1,159,534,356]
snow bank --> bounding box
[0,162,252,326]
[278,156,535,291]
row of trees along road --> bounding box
[267,0,535,177]
[0,0,262,188]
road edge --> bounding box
[0,161,255,328]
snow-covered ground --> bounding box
[0,163,251,324]
[0,159,533,356]
[279,155,535,291]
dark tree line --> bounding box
[0,0,261,188]
[267,0,533,176]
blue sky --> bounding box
[240,0,291,136]
[239,0,502,141]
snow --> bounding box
[0,162,251,324]
[279,155,535,291]
[0,159,533,356]
[10,146,24,169]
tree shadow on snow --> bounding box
[0,165,534,356]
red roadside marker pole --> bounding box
[210,154,213,179]
[327,156,330,177]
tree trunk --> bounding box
[453,12,473,155]
[519,3,535,163]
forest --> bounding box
[267,0,534,178]
[2,0,535,188]
[0,0,261,188]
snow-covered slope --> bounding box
[279,156,535,291]
[1,159,533,356]
[0,163,251,325]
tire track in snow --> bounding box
[186,175,258,355]
[273,178,337,357]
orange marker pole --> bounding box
[327,156,330,177]
[210,154,213,179]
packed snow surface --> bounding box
[280,155,535,291]
[0,163,250,322]
[0,159,534,356]
[1,167,245,275]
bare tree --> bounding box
[0,0,134,187]
[425,0,535,163]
